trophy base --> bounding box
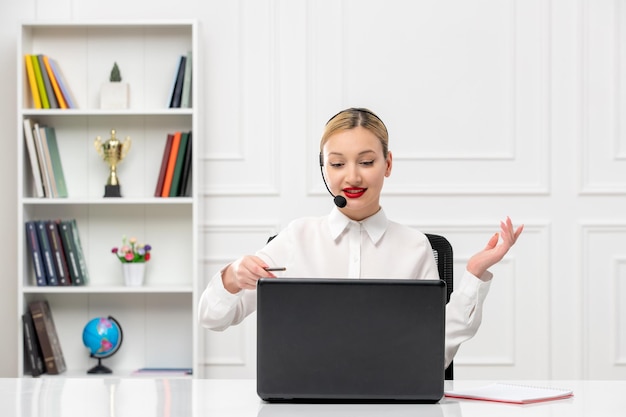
[104,184,122,198]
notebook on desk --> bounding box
[256,278,446,403]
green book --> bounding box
[31,55,49,109]
[44,127,68,198]
[169,131,189,197]
[37,55,59,109]
[69,219,89,285]
[58,220,83,286]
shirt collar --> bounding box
[328,207,389,245]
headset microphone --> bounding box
[319,153,347,208]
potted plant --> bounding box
[100,62,129,109]
[111,236,151,286]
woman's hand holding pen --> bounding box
[222,255,282,294]
[466,216,524,280]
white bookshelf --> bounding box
[16,21,200,377]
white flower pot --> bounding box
[100,82,129,109]
[122,263,145,286]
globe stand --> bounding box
[87,357,113,374]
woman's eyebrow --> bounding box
[327,150,376,157]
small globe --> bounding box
[82,316,123,374]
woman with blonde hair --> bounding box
[199,107,523,368]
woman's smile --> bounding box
[343,187,367,199]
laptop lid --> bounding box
[256,278,446,403]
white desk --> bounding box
[1,378,624,416]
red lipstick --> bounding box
[343,188,366,199]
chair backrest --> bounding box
[266,232,454,379]
[425,233,454,380]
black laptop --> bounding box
[256,278,446,403]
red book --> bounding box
[154,134,174,197]
[161,132,181,197]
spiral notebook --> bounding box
[444,383,573,404]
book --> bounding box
[42,55,68,109]
[181,50,192,108]
[22,311,45,377]
[169,55,186,108]
[169,131,189,197]
[48,58,76,109]
[25,221,46,286]
[178,131,193,197]
[37,125,59,198]
[24,55,42,109]
[69,219,89,285]
[28,300,66,375]
[22,118,45,198]
[31,55,49,109]
[58,220,83,286]
[154,133,174,197]
[45,220,71,286]
[161,131,182,197]
[184,170,193,197]
[43,126,68,198]
[35,220,58,286]
[37,55,59,109]
[32,122,53,198]
[444,383,574,404]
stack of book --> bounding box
[22,300,66,376]
[154,131,193,197]
[23,119,67,198]
[25,219,89,287]
[24,54,76,109]
[168,52,192,108]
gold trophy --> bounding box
[94,129,131,197]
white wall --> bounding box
[2,0,625,380]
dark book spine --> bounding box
[40,300,66,373]
[28,300,59,374]
[22,312,45,377]
[36,220,58,285]
[46,220,71,285]
[58,220,82,286]
[178,131,193,196]
[25,221,46,286]
[29,300,66,375]
[70,219,89,284]
[155,133,174,197]
[169,55,186,108]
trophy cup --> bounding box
[94,129,131,197]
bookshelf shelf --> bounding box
[22,109,194,116]
[22,197,193,205]
[22,285,194,294]
[17,21,199,378]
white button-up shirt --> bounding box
[198,207,492,367]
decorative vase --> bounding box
[100,82,129,109]
[122,262,145,286]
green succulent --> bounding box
[109,62,122,82]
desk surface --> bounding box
[1,378,624,417]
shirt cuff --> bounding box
[208,265,244,306]
[456,269,492,301]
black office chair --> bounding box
[265,232,454,379]
[425,233,454,380]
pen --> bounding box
[264,267,287,272]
